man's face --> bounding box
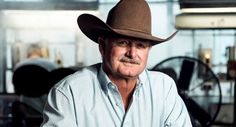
[99,36,152,79]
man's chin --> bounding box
[118,71,139,79]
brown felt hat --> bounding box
[77,0,177,45]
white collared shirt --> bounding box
[41,63,192,127]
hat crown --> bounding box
[77,0,177,45]
[106,0,151,35]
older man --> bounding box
[41,0,192,126]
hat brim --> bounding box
[77,14,178,45]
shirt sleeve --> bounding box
[40,81,78,127]
[163,79,193,127]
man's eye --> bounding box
[136,43,149,49]
[116,40,129,46]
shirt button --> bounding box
[165,122,171,127]
[112,85,116,89]
[116,103,119,106]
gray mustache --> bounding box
[120,57,140,65]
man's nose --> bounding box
[126,44,137,58]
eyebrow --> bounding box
[105,35,152,46]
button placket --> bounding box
[108,83,125,119]
[114,91,122,107]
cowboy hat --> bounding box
[77,0,177,45]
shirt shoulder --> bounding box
[146,70,175,85]
[53,63,101,92]
[144,70,177,95]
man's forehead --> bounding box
[106,35,151,44]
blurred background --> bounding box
[0,0,236,127]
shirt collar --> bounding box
[98,64,112,95]
[137,70,145,89]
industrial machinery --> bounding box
[151,56,222,127]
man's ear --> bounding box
[98,37,105,56]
